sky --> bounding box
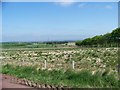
[2,2,118,42]
[0,2,2,42]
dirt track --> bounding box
[0,74,63,90]
[1,79,33,88]
[0,74,33,89]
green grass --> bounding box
[1,42,71,49]
[1,64,119,88]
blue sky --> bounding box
[2,2,118,42]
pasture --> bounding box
[1,45,119,88]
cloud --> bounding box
[78,3,86,8]
[78,4,113,9]
[105,5,113,9]
[55,0,75,7]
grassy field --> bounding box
[1,44,119,88]
[1,64,119,88]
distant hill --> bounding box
[76,28,120,47]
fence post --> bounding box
[72,61,75,69]
[22,59,24,66]
[44,60,47,69]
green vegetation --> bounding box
[2,47,118,73]
[1,28,119,88]
[1,42,57,48]
[2,64,119,88]
[1,41,74,49]
[76,28,120,47]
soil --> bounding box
[0,73,33,88]
[0,73,64,90]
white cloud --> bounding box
[78,3,86,8]
[105,5,113,9]
[55,0,75,7]
[78,4,114,9]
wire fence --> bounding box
[2,57,115,72]
[1,46,119,72]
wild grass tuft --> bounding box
[2,64,119,88]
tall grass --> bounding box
[1,64,119,88]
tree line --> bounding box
[75,28,120,47]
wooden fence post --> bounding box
[72,61,75,69]
[44,60,47,69]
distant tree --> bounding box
[75,28,120,47]
[111,28,120,43]
[81,38,92,45]
[75,41,82,46]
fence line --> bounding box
[41,60,75,70]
